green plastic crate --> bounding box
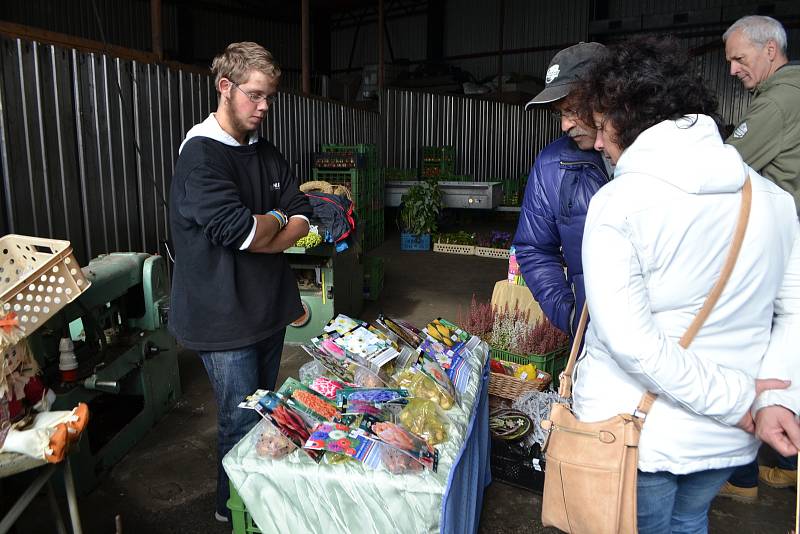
[363,255,384,300]
[228,483,262,534]
[489,346,569,387]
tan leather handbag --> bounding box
[540,178,752,534]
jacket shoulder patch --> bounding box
[732,122,748,139]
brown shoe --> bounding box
[717,481,758,503]
[758,466,797,489]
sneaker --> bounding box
[717,481,758,503]
[214,511,229,523]
[759,466,797,489]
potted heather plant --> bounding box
[458,297,570,386]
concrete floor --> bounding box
[4,231,796,533]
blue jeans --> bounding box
[198,329,286,518]
[729,454,798,488]
[637,467,735,534]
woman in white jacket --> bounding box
[575,36,800,533]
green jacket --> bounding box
[727,62,800,211]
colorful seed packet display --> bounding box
[303,422,383,469]
[362,419,438,472]
[254,392,323,462]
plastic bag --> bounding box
[397,398,448,445]
[394,369,455,410]
[354,365,386,388]
[299,360,327,384]
[380,446,424,474]
[252,418,295,460]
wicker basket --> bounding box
[488,360,552,401]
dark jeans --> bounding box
[729,454,799,488]
[198,328,285,518]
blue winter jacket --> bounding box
[512,135,609,335]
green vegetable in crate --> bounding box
[295,232,322,248]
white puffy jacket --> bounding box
[575,114,800,474]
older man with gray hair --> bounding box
[723,15,800,210]
[718,15,800,504]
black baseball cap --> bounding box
[526,42,606,109]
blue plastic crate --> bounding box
[400,232,430,251]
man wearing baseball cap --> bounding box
[513,42,609,336]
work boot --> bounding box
[717,481,758,503]
[759,466,797,489]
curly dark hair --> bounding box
[576,35,719,151]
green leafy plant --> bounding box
[434,231,475,245]
[399,181,442,236]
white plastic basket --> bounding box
[433,242,475,255]
[475,246,511,260]
[0,234,91,339]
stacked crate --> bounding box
[312,144,384,251]
[421,146,455,180]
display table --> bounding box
[223,341,492,534]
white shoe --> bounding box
[214,511,229,523]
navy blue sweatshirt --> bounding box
[168,137,312,351]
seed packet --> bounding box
[436,318,472,343]
[309,376,347,400]
[323,314,361,335]
[361,419,438,472]
[416,353,459,407]
[377,315,423,348]
[278,378,341,422]
[303,422,383,469]
[336,387,409,409]
[255,392,323,462]
[418,339,472,394]
[300,344,355,383]
[238,389,271,410]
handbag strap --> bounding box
[558,177,753,411]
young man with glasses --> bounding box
[513,42,610,337]
[169,41,312,522]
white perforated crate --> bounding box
[433,242,475,255]
[0,235,91,340]
[475,246,511,260]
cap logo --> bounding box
[545,64,560,85]
[733,122,748,139]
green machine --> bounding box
[284,243,363,343]
[29,252,181,494]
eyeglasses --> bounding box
[550,108,579,120]
[231,81,277,105]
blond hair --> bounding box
[211,42,281,90]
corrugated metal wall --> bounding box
[0,0,300,72]
[0,35,378,264]
[381,88,560,181]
